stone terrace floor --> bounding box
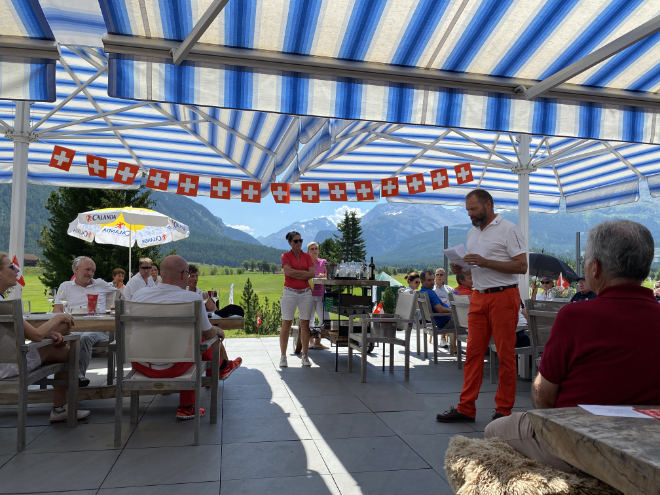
[0,336,533,494]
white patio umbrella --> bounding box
[67,207,189,278]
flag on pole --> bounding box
[557,272,570,290]
[228,283,234,304]
[12,256,25,286]
[373,301,383,314]
[256,313,262,327]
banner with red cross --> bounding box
[430,168,449,189]
[210,178,231,199]
[86,155,107,178]
[49,146,75,171]
[241,181,261,203]
[270,183,290,203]
[146,169,170,191]
[113,162,139,185]
[12,256,25,287]
[354,181,374,201]
[328,182,347,201]
[454,162,473,185]
[406,173,426,194]
[176,173,199,197]
[380,177,399,198]
[300,183,320,203]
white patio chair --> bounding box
[113,299,219,447]
[347,289,417,382]
[0,299,80,451]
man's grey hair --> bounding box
[71,256,93,272]
[585,220,653,282]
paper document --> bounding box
[443,244,470,269]
[578,405,652,418]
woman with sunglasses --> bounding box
[122,257,157,300]
[532,277,555,301]
[404,271,421,293]
[279,231,315,368]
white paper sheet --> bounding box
[578,405,651,418]
[443,244,470,269]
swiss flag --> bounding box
[430,168,449,189]
[113,162,139,185]
[454,162,474,185]
[380,177,399,198]
[406,173,426,195]
[241,181,261,203]
[49,146,75,171]
[210,178,231,199]
[372,302,383,314]
[557,272,570,290]
[328,182,347,202]
[354,181,374,201]
[86,154,107,178]
[300,183,320,203]
[146,169,170,191]
[270,183,290,204]
[12,256,25,287]
[256,313,262,327]
[176,173,199,197]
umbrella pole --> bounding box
[128,226,132,280]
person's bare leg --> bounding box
[38,345,69,407]
[280,320,292,356]
[299,319,311,355]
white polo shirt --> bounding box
[466,214,526,290]
[55,278,115,309]
[122,274,156,301]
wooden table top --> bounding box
[528,407,660,495]
[312,278,390,287]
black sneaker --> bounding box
[491,412,507,421]
[436,407,475,423]
[78,377,90,388]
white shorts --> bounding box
[280,287,314,321]
[0,346,41,379]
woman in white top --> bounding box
[532,277,554,301]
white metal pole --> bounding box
[7,101,31,300]
[517,134,531,301]
[128,226,132,280]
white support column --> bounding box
[516,134,531,301]
[7,101,31,300]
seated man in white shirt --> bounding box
[131,255,242,420]
[54,256,114,386]
[122,257,157,301]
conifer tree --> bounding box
[335,211,366,261]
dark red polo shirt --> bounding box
[281,250,313,290]
[539,284,660,407]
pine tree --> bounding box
[38,187,160,290]
[240,277,260,333]
[319,237,341,262]
[335,211,366,261]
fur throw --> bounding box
[444,435,621,495]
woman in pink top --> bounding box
[279,231,315,368]
[307,241,329,350]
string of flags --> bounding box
[48,145,474,203]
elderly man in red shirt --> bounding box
[485,219,660,470]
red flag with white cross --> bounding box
[354,181,374,201]
[406,173,426,194]
[86,154,107,178]
[270,183,290,204]
[328,182,347,201]
[241,181,261,203]
[12,256,25,287]
[557,272,570,290]
[176,173,199,197]
[210,178,231,199]
[454,163,473,185]
[300,183,320,203]
[146,168,170,191]
[380,177,399,198]
[113,162,139,185]
[49,146,75,171]
[430,168,449,189]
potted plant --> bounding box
[371,287,398,337]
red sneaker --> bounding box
[219,357,242,380]
[176,406,206,420]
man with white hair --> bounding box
[54,256,114,386]
[486,220,660,470]
[122,257,156,300]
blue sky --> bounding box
[193,196,383,237]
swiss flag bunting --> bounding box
[406,173,426,194]
[270,183,290,203]
[354,181,374,201]
[300,183,320,203]
[146,169,170,191]
[86,155,107,178]
[49,146,75,171]
[373,302,383,314]
[328,182,348,201]
[241,181,261,203]
[113,162,139,185]
[430,168,449,189]
[176,173,199,197]
[12,256,25,287]
[557,272,570,290]
[210,178,231,199]
[380,177,399,197]
[454,162,473,185]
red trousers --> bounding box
[457,288,519,418]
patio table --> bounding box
[527,407,660,495]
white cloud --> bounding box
[227,224,255,236]
[326,206,366,225]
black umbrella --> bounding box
[529,253,579,282]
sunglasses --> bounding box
[140,265,152,270]
[542,281,553,285]
[292,239,303,244]
[435,273,445,277]
[8,263,18,270]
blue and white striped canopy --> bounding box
[1,0,659,212]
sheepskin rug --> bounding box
[444,435,621,495]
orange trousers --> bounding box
[457,288,519,418]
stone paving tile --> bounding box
[0,425,45,454]
[220,474,340,495]
[98,481,220,495]
[222,396,299,419]
[332,469,454,495]
[292,394,371,416]
[29,491,96,495]
[377,410,479,436]
[401,431,482,478]
[223,382,290,399]
[126,414,222,449]
[222,415,310,444]
[25,422,131,452]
